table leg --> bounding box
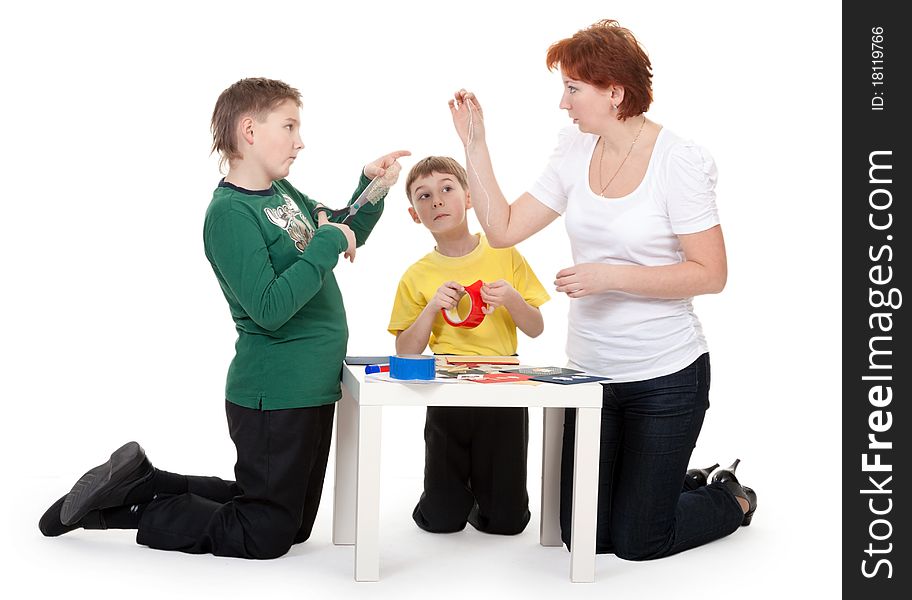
[332,384,357,545]
[569,406,600,583]
[540,407,564,546]
[355,405,382,581]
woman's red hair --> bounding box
[546,20,653,120]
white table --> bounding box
[332,362,603,582]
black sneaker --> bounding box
[39,494,105,536]
[39,495,78,537]
[60,441,153,526]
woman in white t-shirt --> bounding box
[447,20,756,560]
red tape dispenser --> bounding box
[441,280,486,329]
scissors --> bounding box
[311,176,389,225]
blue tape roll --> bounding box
[389,354,435,380]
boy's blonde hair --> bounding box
[404,156,469,202]
[210,78,302,171]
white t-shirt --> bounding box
[529,126,719,382]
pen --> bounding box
[365,364,390,374]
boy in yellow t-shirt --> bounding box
[388,156,550,534]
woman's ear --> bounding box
[609,85,626,111]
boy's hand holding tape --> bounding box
[429,281,467,312]
[479,279,520,315]
[430,279,521,318]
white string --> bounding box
[464,98,493,228]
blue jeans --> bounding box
[559,353,744,560]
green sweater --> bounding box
[203,174,384,409]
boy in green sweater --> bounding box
[38,78,409,559]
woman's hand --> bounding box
[364,150,411,186]
[554,263,614,298]
[448,89,485,147]
[317,212,356,262]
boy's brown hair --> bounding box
[404,156,469,203]
[210,78,302,171]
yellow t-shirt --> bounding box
[388,235,550,356]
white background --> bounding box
[1,1,840,598]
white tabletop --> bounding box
[342,362,605,408]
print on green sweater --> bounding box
[264,193,315,251]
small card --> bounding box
[435,367,486,379]
[503,366,583,376]
[471,372,534,384]
[530,373,610,385]
[345,355,390,365]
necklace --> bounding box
[597,115,647,197]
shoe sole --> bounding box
[60,441,147,526]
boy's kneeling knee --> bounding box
[247,525,298,559]
[469,508,530,535]
[412,504,468,534]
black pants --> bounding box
[136,401,335,559]
[413,406,530,535]
[560,354,742,560]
